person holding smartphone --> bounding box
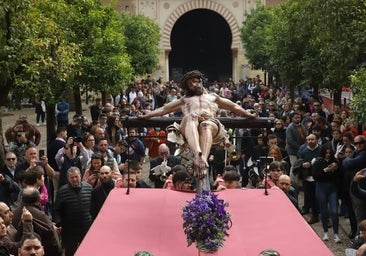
[8,132,35,165]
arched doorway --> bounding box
[169,9,232,83]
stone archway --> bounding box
[162,0,241,50]
[162,0,241,81]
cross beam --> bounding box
[122,117,274,129]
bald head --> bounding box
[21,187,41,205]
[278,175,291,193]
[99,165,112,184]
[0,202,13,226]
[158,144,170,159]
[100,165,111,173]
[0,202,8,215]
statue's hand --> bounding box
[247,109,258,118]
[138,114,149,119]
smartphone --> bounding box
[363,170,366,177]
[39,149,45,158]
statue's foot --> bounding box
[195,152,208,170]
[194,152,208,179]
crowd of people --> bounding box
[0,71,365,255]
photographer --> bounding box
[8,132,35,165]
[66,114,90,139]
[55,137,83,188]
[149,144,180,188]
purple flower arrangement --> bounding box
[182,190,231,253]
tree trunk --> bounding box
[46,104,57,145]
[289,86,295,101]
[0,117,5,167]
[73,86,82,115]
[101,91,107,106]
[333,88,342,107]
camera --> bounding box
[77,116,84,124]
[74,137,83,143]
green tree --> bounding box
[310,0,366,105]
[65,0,133,109]
[240,4,275,74]
[270,1,317,98]
[241,0,366,105]
[0,0,80,141]
[350,67,366,124]
[120,13,161,76]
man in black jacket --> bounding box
[91,165,115,220]
[53,167,92,256]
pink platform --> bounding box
[76,189,333,256]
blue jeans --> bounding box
[315,182,339,233]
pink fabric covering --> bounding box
[76,189,333,256]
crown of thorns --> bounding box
[180,70,205,91]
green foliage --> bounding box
[0,0,161,106]
[72,3,133,95]
[0,0,80,104]
[241,4,275,72]
[241,0,366,99]
[120,13,161,76]
[350,67,366,123]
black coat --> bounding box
[47,139,66,172]
[0,174,20,206]
[91,179,115,220]
[53,182,92,233]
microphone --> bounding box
[124,116,130,195]
[126,162,130,195]
[264,171,268,196]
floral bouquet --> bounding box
[182,190,231,253]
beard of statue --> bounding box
[186,83,204,97]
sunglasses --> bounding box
[6,158,16,161]
[355,141,365,145]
